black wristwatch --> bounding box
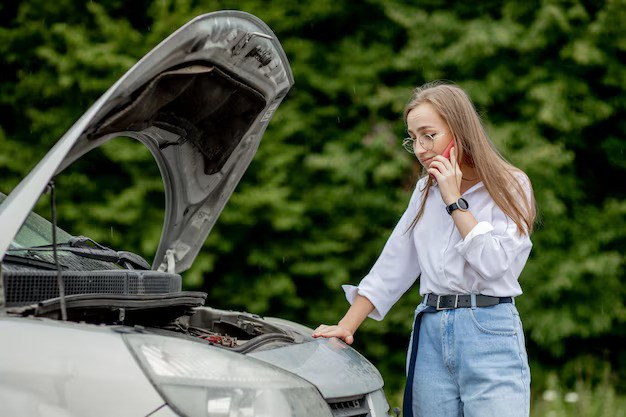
[446,197,469,215]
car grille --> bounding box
[2,270,182,307]
[327,395,370,417]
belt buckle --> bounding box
[436,295,458,311]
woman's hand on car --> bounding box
[312,324,354,345]
[313,295,373,345]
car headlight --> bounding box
[124,334,333,417]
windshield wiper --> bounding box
[3,254,67,270]
[13,235,111,251]
[8,236,151,270]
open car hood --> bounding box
[0,11,294,273]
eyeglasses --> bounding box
[402,132,446,154]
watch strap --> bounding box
[446,198,468,215]
[446,202,459,215]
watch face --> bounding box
[458,198,469,210]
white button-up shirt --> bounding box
[343,176,533,321]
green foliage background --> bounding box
[1,0,625,412]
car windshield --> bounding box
[0,192,72,250]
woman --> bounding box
[313,81,536,417]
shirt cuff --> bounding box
[342,284,385,321]
[454,221,494,254]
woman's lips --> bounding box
[420,157,433,166]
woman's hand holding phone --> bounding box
[428,142,463,204]
[429,141,455,179]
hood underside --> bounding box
[0,11,294,273]
[95,65,266,176]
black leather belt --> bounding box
[424,293,513,310]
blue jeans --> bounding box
[407,300,530,417]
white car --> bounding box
[0,10,392,417]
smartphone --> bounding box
[443,140,462,166]
[442,140,454,160]
[430,141,458,179]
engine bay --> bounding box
[5,291,307,353]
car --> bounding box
[0,10,393,417]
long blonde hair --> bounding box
[405,81,536,234]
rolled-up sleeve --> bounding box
[455,174,533,282]
[343,186,423,321]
